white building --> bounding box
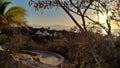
[35,30,42,35]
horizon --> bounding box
[8,0,75,27]
[6,0,120,33]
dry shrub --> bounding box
[0,51,18,68]
[93,36,120,68]
[4,32,37,53]
[0,34,7,45]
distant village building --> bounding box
[35,30,42,35]
[53,32,57,39]
[43,31,50,36]
[35,30,51,36]
[53,32,57,37]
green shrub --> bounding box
[57,32,63,39]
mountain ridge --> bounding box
[29,24,72,31]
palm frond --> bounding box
[0,14,9,29]
[4,6,25,24]
[0,0,4,5]
[0,1,11,15]
[4,6,26,18]
[4,6,29,31]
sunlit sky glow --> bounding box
[7,0,120,31]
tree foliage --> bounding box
[0,0,29,30]
[89,0,120,33]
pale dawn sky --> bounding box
[6,0,120,31]
[8,0,75,27]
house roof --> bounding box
[35,30,42,35]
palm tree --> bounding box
[0,0,30,52]
[0,0,29,30]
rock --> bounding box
[32,56,40,62]
[0,51,18,68]
[0,51,35,68]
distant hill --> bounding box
[29,24,72,31]
[49,25,71,31]
[29,24,42,28]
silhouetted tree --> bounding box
[85,0,120,67]
[28,0,105,67]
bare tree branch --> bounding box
[83,2,92,15]
[85,16,108,32]
[58,0,85,32]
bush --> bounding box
[0,34,7,45]
[4,32,37,54]
[57,32,63,39]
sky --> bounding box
[7,0,120,31]
[8,0,75,27]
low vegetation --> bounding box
[0,0,120,68]
[0,29,120,68]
